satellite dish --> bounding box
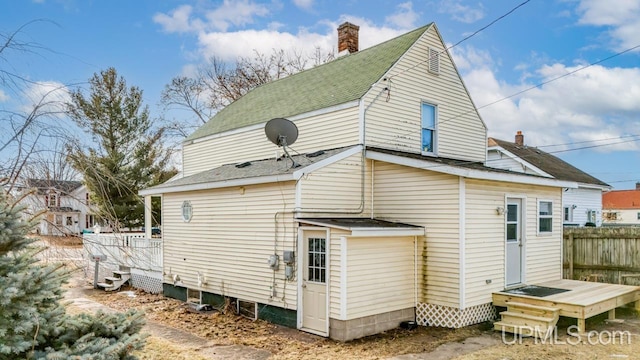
[264,118,299,168]
[265,118,298,147]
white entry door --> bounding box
[301,231,328,335]
[506,198,523,286]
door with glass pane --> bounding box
[506,198,523,286]
[302,231,327,334]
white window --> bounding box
[538,200,553,233]
[587,210,596,224]
[563,206,573,222]
[181,201,193,222]
[421,102,437,154]
[637,212,640,220]
[428,47,440,74]
[54,214,63,225]
[48,193,58,207]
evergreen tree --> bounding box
[0,194,146,359]
[66,67,176,230]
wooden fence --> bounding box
[564,227,640,285]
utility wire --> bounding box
[387,0,531,82]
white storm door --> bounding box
[506,198,523,286]
[301,231,328,334]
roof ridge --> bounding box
[186,23,433,141]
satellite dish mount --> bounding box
[265,118,299,168]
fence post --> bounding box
[568,232,574,280]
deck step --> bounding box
[499,311,557,328]
[104,276,121,282]
[505,301,559,314]
[96,282,114,289]
[495,301,560,338]
[112,270,131,276]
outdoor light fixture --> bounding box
[496,207,505,215]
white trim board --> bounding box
[366,150,577,189]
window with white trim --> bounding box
[538,200,553,233]
[48,193,58,207]
[587,210,596,224]
[421,102,437,154]
[563,206,572,222]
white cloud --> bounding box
[153,5,199,33]
[454,46,640,152]
[438,1,485,24]
[292,0,314,11]
[154,1,270,34]
[21,81,70,116]
[576,0,640,50]
[0,89,8,102]
[385,2,420,30]
[204,0,270,31]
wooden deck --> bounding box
[493,279,640,333]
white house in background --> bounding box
[141,22,576,341]
[487,132,611,227]
[602,184,640,226]
[17,179,96,235]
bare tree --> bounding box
[161,47,334,137]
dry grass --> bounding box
[134,337,210,360]
[87,288,482,359]
[86,286,640,359]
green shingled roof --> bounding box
[186,24,432,141]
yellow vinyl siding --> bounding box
[183,106,360,176]
[299,155,371,215]
[372,161,460,307]
[345,236,416,319]
[364,26,486,162]
[162,182,298,309]
[328,228,350,319]
[464,179,563,307]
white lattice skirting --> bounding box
[131,268,163,294]
[416,302,497,328]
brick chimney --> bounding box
[338,22,359,54]
[515,131,524,146]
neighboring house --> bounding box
[602,184,640,226]
[17,179,96,235]
[140,22,576,341]
[487,132,611,227]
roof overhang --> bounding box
[367,149,578,189]
[139,145,363,196]
[577,182,612,191]
[297,218,425,237]
[487,146,553,178]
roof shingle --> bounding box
[489,138,610,187]
[186,24,432,141]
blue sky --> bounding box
[1,0,639,189]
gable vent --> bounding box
[428,48,440,74]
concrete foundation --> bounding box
[329,307,415,341]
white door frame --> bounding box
[505,196,526,287]
[297,226,330,336]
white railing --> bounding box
[83,232,162,271]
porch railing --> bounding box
[83,232,162,271]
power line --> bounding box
[537,134,640,148]
[387,0,531,82]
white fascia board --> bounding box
[185,100,359,145]
[367,150,578,189]
[292,145,363,180]
[139,173,295,196]
[578,183,612,191]
[349,228,425,237]
[487,146,553,178]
